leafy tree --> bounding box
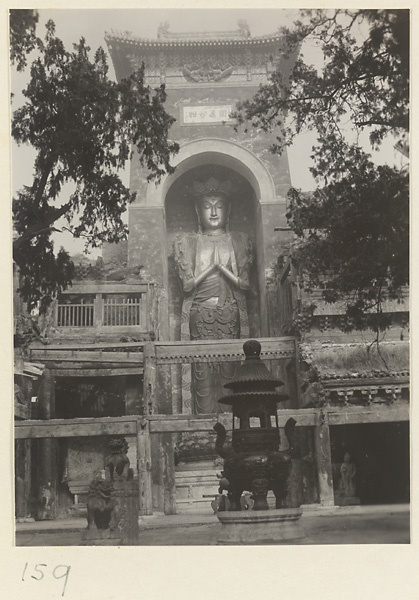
[234,9,409,332]
[12,19,179,312]
[9,9,39,71]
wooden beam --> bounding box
[156,363,173,414]
[149,417,218,433]
[14,404,409,440]
[143,343,157,415]
[136,418,153,516]
[38,368,55,419]
[153,336,297,348]
[15,417,137,439]
[42,361,141,371]
[327,405,409,425]
[30,352,142,363]
[52,368,143,377]
[162,433,176,515]
[60,282,149,294]
[30,342,145,351]
[146,411,318,432]
[153,337,297,364]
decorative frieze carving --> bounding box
[155,348,295,365]
[336,389,354,406]
[321,385,407,408]
[182,61,234,83]
[159,51,166,84]
[112,38,284,88]
[361,388,378,404]
[384,387,402,404]
[245,48,252,81]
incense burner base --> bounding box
[215,507,304,545]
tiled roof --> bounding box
[105,30,283,49]
[301,341,410,381]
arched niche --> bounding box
[164,158,268,341]
[146,138,276,207]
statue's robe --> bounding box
[173,231,253,416]
[174,231,252,342]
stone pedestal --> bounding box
[82,479,139,546]
[175,462,220,514]
[334,490,361,506]
[112,480,140,545]
[215,507,304,545]
[81,527,121,546]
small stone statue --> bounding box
[38,482,54,520]
[337,452,360,506]
[211,494,230,513]
[340,452,356,497]
[83,438,139,545]
[85,478,116,535]
[105,437,133,481]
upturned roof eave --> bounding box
[104,31,285,50]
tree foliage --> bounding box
[9,9,39,71]
[235,9,409,331]
[12,20,179,312]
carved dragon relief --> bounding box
[182,62,234,83]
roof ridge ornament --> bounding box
[157,19,251,41]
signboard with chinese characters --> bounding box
[182,105,234,125]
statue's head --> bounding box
[108,437,128,455]
[191,177,232,233]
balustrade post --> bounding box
[94,294,103,329]
[54,300,59,327]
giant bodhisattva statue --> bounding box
[174,177,253,414]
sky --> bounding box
[10,8,404,257]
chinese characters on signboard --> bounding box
[182,105,234,124]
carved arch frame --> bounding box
[145,138,276,207]
[146,138,275,337]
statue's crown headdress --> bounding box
[191,177,233,200]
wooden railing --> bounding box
[57,303,95,327]
[103,297,142,326]
[57,297,143,328]
[54,282,156,337]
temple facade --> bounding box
[15,22,409,521]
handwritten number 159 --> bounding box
[22,562,71,596]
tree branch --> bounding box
[13,201,71,253]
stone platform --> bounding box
[215,507,304,545]
[15,504,409,546]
